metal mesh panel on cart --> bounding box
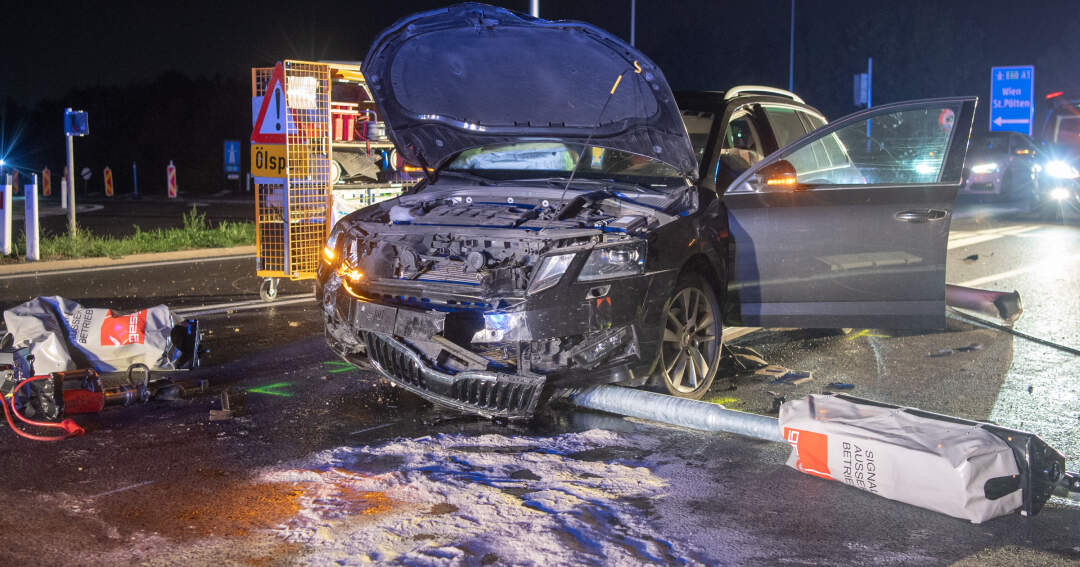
[283,60,332,279]
[255,180,286,273]
[252,66,284,276]
[252,67,274,97]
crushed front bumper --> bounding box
[323,287,547,419]
[321,271,663,419]
[360,332,544,419]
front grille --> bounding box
[365,333,425,388]
[450,378,538,412]
[360,332,544,418]
[967,182,998,194]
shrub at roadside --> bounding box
[10,207,255,261]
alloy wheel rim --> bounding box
[660,287,717,393]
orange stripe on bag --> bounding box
[784,428,832,480]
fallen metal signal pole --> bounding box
[563,385,1079,523]
[945,284,1023,322]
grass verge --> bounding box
[7,207,255,261]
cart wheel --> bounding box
[259,278,280,302]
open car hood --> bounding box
[363,3,697,178]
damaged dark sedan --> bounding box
[318,4,977,418]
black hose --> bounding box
[947,308,1080,356]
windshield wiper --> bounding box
[511,176,671,193]
[437,170,497,186]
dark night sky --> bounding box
[4,1,1080,128]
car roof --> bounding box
[674,89,826,121]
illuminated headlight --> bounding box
[322,226,345,268]
[1050,187,1071,201]
[577,241,646,282]
[970,162,999,174]
[528,253,574,294]
[339,262,364,283]
[1046,160,1079,179]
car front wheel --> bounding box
[657,274,723,399]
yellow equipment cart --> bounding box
[250,60,419,301]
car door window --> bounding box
[747,102,967,187]
[761,105,809,147]
[715,107,763,182]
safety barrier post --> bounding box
[61,178,68,209]
[25,174,39,261]
[1,174,11,255]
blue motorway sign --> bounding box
[64,109,89,137]
[224,140,241,177]
[990,65,1034,135]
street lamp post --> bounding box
[788,0,795,92]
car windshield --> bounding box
[445,142,684,187]
[973,133,1011,154]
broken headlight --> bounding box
[528,253,575,294]
[577,241,645,282]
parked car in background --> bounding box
[318,4,977,418]
[1032,142,1080,219]
[960,131,1040,201]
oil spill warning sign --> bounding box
[251,144,287,177]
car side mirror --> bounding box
[754,159,799,190]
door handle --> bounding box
[895,209,947,223]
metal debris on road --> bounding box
[724,344,768,373]
[930,343,985,357]
[754,365,813,385]
[209,389,234,421]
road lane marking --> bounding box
[956,253,1080,287]
[172,294,315,317]
[947,225,1040,250]
[0,254,256,280]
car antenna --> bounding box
[546,60,643,230]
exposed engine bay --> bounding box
[332,184,693,296]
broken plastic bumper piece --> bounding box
[361,332,545,419]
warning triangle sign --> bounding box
[251,63,288,144]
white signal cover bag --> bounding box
[4,296,178,374]
[779,394,1021,523]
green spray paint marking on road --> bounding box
[845,329,890,341]
[323,361,359,374]
[246,382,294,397]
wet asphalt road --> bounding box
[0,202,1078,566]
